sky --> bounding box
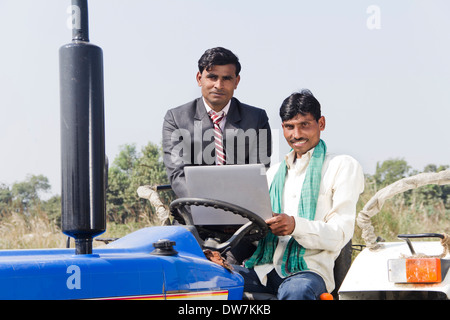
[0,0,449,197]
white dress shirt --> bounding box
[202,97,231,131]
[254,147,365,293]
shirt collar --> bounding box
[202,97,231,116]
[284,147,315,169]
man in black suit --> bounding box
[162,47,272,198]
[162,47,272,264]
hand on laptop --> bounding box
[265,213,295,236]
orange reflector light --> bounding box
[319,293,333,300]
[406,258,441,283]
[388,258,444,283]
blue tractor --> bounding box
[0,0,269,300]
[0,224,256,300]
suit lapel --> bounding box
[194,98,209,122]
[223,98,245,166]
[194,98,215,164]
[224,98,241,131]
[223,98,242,146]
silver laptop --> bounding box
[185,164,273,225]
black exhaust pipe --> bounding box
[59,0,106,254]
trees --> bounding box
[0,146,448,249]
[106,142,173,223]
[11,174,51,209]
[373,158,411,187]
[0,175,52,215]
[369,158,450,210]
[0,183,12,216]
[1,147,447,231]
[0,142,172,226]
[0,142,172,248]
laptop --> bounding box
[184,164,273,225]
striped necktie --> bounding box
[209,110,226,165]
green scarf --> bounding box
[245,140,326,276]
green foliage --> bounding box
[0,143,448,249]
[0,141,173,248]
[0,175,57,217]
[0,142,172,233]
[106,142,174,224]
[10,174,51,209]
[373,158,411,187]
[353,159,450,245]
[0,183,12,216]
[422,164,450,208]
[40,195,62,225]
[371,159,449,210]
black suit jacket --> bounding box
[162,97,272,198]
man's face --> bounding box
[282,113,325,158]
[196,64,240,112]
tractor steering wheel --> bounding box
[169,198,268,254]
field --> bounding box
[353,178,450,246]
[0,177,448,251]
[0,210,151,250]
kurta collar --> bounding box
[284,147,315,170]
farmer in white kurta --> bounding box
[234,90,364,300]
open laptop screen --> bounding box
[185,164,273,225]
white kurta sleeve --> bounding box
[291,155,365,252]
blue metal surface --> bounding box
[0,226,243,300]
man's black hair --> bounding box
[279,89,322,122]
[198,47,241,76]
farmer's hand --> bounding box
[265,213,295,236]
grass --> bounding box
[0,181,448,250]
[0,211,66,250]
[352,180,450,247]
[0,210,153,250]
